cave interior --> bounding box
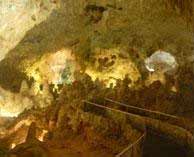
[0,0,194,157]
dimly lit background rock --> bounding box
[0,0,193,92]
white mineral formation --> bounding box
[0,0,57,61]
[145,50,178,74]
[0,80,53,117]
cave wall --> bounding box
[0,0,193,92]
[0,0,57,61]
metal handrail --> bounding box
[83,100,146,157]
[105,98,179,120]
[104,98,192,131]
[83,99,194,156]
[116,132,146,157]
[83,100,143,119]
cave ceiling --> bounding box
[0,0,194,92]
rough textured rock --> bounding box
[0,81,53,117]
[9,122,48,157]
[0,0,193,91]
[0,0,57,61]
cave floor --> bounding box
[47,135,116,157]
[49,148,114,157]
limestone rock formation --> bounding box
[0,0,193,91]
[9,122,48,157]
[0,0,57,61]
